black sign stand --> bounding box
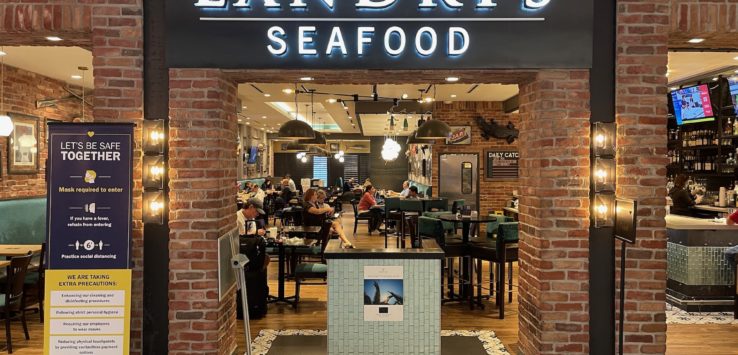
[614,198,637,355]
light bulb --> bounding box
[595,169,607,181]
[0,114,13,137]
[339,156,345,163]
[339,150,344,156]
[596,204,608,216]
[150,165,163,177]
[150,130,164,142]
[150,200,163,212]
[301,156,308,163]
[334,153,340,159]
[595,134,606,147]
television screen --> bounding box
[670,84,715,124]
[247,146,258,164]
[728,77,738,115]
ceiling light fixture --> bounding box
[446,76,460,82]
[402,93,408,99]
[0,50,6,57]
[278,88,315,140]
[46,36,63,42]
[282,88,293,94]
[687,38,704,44]
[451,94,457,98]
[300,77,314,81]
[264,93,271,97]
[327,98,337,104]
[712,77,719,81]
[261,116,267,119]
[71,75,82,80]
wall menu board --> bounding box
[46,123,133,269]
[485,150,519,180]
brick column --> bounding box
[616,1,670,354]
[168,69,239,355]
[517,70,591,354]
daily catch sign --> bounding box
[46,123,133,270]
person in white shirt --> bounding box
[251,184,266,204]
[285,174,297,192]
[399,181,411,198]
[237,198,266,237]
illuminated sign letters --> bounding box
[167,0,593,69]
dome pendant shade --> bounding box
[298,131,327,146]
[278,120,315,140]
[416,119,451,140]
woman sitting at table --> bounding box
[262,177,274,191]
[303,188,353,248]
[358,185,384,232]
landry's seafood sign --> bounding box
[446,126,471,145]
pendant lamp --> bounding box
[0,47,12,137]
[278,87,315,139]
[416,118,451,140]
[406,130,425,145]
[281,142,308,153]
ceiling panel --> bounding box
[1,46,94,89]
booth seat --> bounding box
[408,181,431,197]
[0,198,47,245]
[238,178,266,190]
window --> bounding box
[313,156,328,187]
[343,155,359,182]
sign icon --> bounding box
[84,203,96,214]
[84,170,97,184]
[73,240,106,251]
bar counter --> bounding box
[324,239,443,355]
[666,215,738,311]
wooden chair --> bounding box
[293,223,332,308]
[24,243,46,323]
[351,199,372,236]
[1,253,33,353]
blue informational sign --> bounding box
[46,123,134,270]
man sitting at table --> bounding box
[238,198,267,238]
[251,183,266,204]
[406,186,419,199]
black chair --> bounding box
[419,216,472,308]
[351,200,372,236]
[24,243,46,323]
[293,223,332,308]
[1,253,33,353]
[469,221,519,319]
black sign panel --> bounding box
[485,150,518,180]
[166,0,593,69]
[46,123,134,269]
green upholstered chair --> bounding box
[470,221,519,319]
[293,223,332,308]
[423,212,454,234]
[485,214,514,239]
[0,198,47,246]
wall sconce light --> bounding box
[594,193,615,228]
[143,191,165,225]
[143,120,165,154]
[593,122,615,157]
[594,157,615,193]
[143,155,165,190]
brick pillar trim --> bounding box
[168,69,238,355]
[517,70,591,355]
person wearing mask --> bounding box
[304,189,354,248]
[669,174,701,217]
[727,210,738,225]
[358,185,384,232]
[285,174,297,193]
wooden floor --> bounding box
[2,212,736,354]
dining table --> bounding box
[267,238,317,307]
[0,260,9,268]
[0,244,42,257]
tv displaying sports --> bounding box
[670,84,715,125]
[247,146,258,164]
[728,77,738,115]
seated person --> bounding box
[343,178,354,193]
[358,185,384,232]
[405,186,419,199]
[262,177,274,191]
[400,181,411,198]
[237,198,266,238]
[727,210,738,226]
[303,189,354,248]
[669,174,701,217]
[251,183,266,204]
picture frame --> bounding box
[7,113,40,175]
[484,148,519,182]
[445,125,472,145]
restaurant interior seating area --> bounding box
[0,36,737,354]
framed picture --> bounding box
[484,149,519,181]
[445,126,472,145]
[8,113,40,174]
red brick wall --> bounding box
[517,70,591,354]
[0,65,89,200]
[617,1,670,354]
[168,68,239,355]
[670,0,738,47]
[432,101,520,214]
[0,1,145,353]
